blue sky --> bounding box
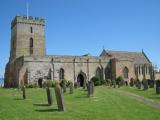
[0,0,160,77]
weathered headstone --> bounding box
[87,81,94,97]
[22,86,26,99]
[46,87,52,105]
[83,82,86,89]
[77,82,80,88]
[156,80,160,94]
[54,85,65,111]
[136,80,141,89]
[113,80,116,88]
[62,81,67,93]
[69,82,73,94]
[74,82,78,88]
[142,80,148,90]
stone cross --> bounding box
[46,87,52,105]
[22,86,26,99]
[54,84,65,111]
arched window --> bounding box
[123,67,129,79]
[30,38,33,55]
[30,27,33,33]
[59,68,64,80]
[96,67,102,79]
[105,67,112,80]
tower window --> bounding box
[30,27,33,33]
[30,38,33,55]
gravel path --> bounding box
[114,89,160,109]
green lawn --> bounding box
[119,86,160,102]
[0,86,160,120]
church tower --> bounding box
[9,16,46,61]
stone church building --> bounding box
[4,16,155,87]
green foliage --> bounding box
[116,76,124,87]
[91,77,101,86]
[43,80,54,88]
[106,79,112,86]
[129,78,135,87]
[101,79,107,85]
[26,82,37,88]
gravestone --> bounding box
[46,87,52,105]
[22,86,26,99]
[87,81,94,97]
[156,80,160,94]
[69,82,73,94]
[83,82,86,89]
[62,82,67,93]
[77,82,80,88]
[142,80,148,90]
[136,80,141,89]
[74,82,78,88]
[112,80,116,88]
[54,85,65,111]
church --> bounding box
[4,16,155,87]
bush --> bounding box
[91,77,101,86]
[42,80,54,88]
[101,79,107,85]
[26,82,37,88]
[106,79,112,86]
[116,76,123,87]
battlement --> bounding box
[11,15,45,28]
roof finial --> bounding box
[142,48,144,53]
[26,1,29,19]
[102,45,105,50]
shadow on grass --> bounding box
[33,103,50,106]
[13,98,23,100]
[35,108,59,112]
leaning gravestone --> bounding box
[142,80,148,90]
[22,86,26,99]
[54,84,65,111]
[69,82,73,94]
[156,80,160,94]
[46,87,52,105]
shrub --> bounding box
[101,79,107,85]
[116,76,123,87]
[26,81,37,88]
[67,80,73,87]
[129,78,134,87]
[91,77,101,86]
[106,79,112,86]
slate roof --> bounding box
[100,49,151,64]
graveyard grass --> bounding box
[120,86,160,102]
[0,86,160,120]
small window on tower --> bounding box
[30,38,33,55]
[30,27,33,33]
